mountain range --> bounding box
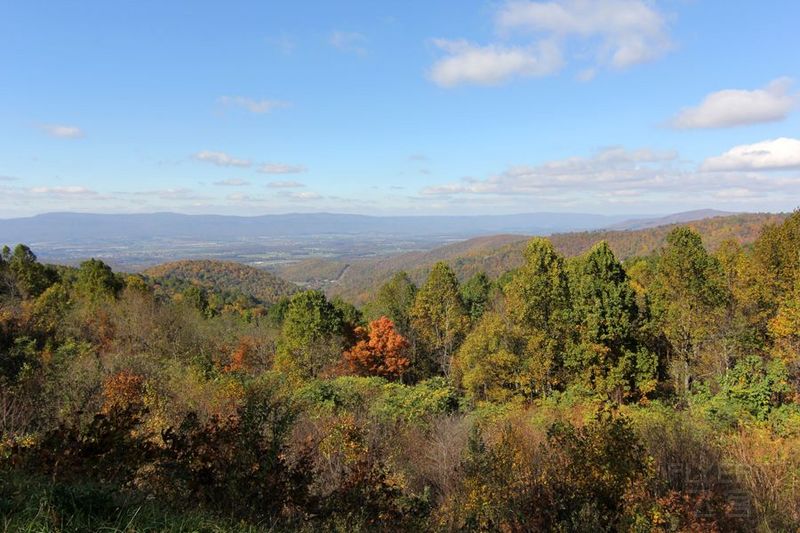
[0,209,734,244]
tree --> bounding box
[651,227,728,398]
[504,238,571,334]
[7,244,52,298]
[503,238,571,394]
[101,370,146,414]
[367,271,417,335]
[75,258,122,301]
[714,240,771,366]
[124,274,152,295]
[275,290,345,380]
[331,296,364,344]
[410,262,469,377]
[453,312,534,402]
[769,277,800,390]
[568,242,656,401]
[31,282,72,338]
[0,246,11,296]
[460,272,491,324]
[741,211,800,352]
[267,296,291,326]
[344,316,410,380]
[751,210,800,304]
[181,285,210,315]
[717,355,791,421]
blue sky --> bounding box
[1,0,799,217]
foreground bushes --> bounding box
[7,391,796,531]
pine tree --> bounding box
[568,241,655,401]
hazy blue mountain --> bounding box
[0,210,744,271]
[0,211,644,243]
[608,209,735,231]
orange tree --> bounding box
[344,316,410,380]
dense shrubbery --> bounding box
[2,213,800,530]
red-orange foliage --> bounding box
[101,370,145,414]
[344,316,410,380]
[223,337,257,373]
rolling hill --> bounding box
[144,259,298,305]
[275,212,787,304]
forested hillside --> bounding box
[145,259,298,306]
[2,211,800,531]
[314,212,786,303]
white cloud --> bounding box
[430,39,562,87]
[422,146,679,195]
[267,180,305,188]
[497,0,672,68]
[330,31,367,55]
[258,163,307,174]
[194,151,251,168]
[714,188,763,200]
[0,175,18,182]
[123,187,211,201]
[218,96,290,114]
[156,188,197,199]
[213,178,250,186]
[29,186,97,196]
[421,143,800,210]
[671,78,796,129]
[226,193,260,202]
[701,138,800,172]
[286,191,322,201]
[40,124,85,139]
[430,0,672,87]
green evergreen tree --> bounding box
[568,242,656,401]
[504,238,571,332]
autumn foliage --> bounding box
[101,370,145,414]
[344,316,410,379]
[223,336,257,373]
[5,212,800,530]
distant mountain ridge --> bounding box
[0,209,779,274]
[0,210,723,243]
[608,209,735,231]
